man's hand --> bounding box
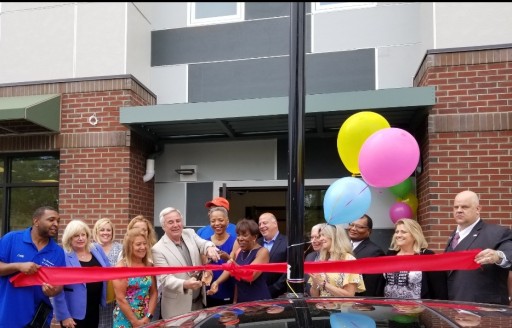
[42,282,61,297]
[183,277,203,290]
[18,262,40,275]
[474,248,502,265]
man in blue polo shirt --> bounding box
[0,206,65,328]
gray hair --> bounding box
[159,207,183,226]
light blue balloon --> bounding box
[323,177,371,225]
[330,313,376,328]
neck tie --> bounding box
[450,232,460,249]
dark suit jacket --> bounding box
[353,238,386,297]
[257,233,288,298]
[444,219,512,305]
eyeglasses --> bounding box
[348,223,369,230]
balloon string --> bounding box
[344,184,369,207]
[327,182,369,224]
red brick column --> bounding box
[415,47,512,251]
[0,76,157,242]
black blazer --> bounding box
[353,238,386,297]
[444,219,512,305]
[257,233,288,298]
[386,248,448,300]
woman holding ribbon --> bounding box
[52,220,110,328]
[384,218,447,300]
[308,224,365,297]
[207,218,270,302]
[92,218,123,328]
[204,206,237,307]
[112,227,158,327]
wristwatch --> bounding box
[146,313,154,319]
[495,250,505,264]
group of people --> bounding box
[304,190,512,306]
[1,189,512,328]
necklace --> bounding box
[239,248,256,263]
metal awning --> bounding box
[120,87,435,143]
[0,94,61,134]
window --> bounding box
[0,153,59,235]
[312,2,376,13]
[188,2,244,26]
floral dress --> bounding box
[113,275,152,328]
[308,254,366,297]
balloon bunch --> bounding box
[323,111,420,225]
[388,178,418,223]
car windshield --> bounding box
[141,297,512,327]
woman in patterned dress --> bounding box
[93,218,123,328]
[112,228,158,327]
[309,224,366,297]
[383,219,447,300]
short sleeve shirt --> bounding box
[0,228,65,328]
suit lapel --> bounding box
[458,221,483,250]
[182,231,200,266]
[162,234,187,267]
[269,234,283,259]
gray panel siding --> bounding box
[277,137,351,180]
[186,182,213,227]
[245,2,311,20]
[151,16,311,66]
[189,49,375,102]
[307,50,375,94]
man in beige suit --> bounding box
[152,207,220,319]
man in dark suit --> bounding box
[257,212,288,298]
[445,190,512,305]
[348,214,386,297]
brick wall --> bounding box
[415,47,512,251]
[0,75,157,243]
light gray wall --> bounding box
[155,140,278,182]
[126,3,152,86]
[150,2,187,30]
[435,3,512,49]
[0,2,151,85]
[312,2,424,89]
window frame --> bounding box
[0,152,59,235]
[188,2,245,27]
[312,2,377,13]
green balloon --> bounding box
[389,178,413,199]
[390,314,417,324]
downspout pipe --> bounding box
[143,145,163,183]
[143,158,155,182]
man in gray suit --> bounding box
[152,207,220,319]
[445,190,512,305]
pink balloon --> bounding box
[359,128,420,188]
[389,202,414,223]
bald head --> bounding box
[453,190,481,229]
[259,212,279,241]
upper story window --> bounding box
[312,2,377,13]
[188,2,244,26]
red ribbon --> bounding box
[10,250,480,287]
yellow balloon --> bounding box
[337,111,390,174]
[399,193,418,214]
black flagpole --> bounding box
[286,2,306,297]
